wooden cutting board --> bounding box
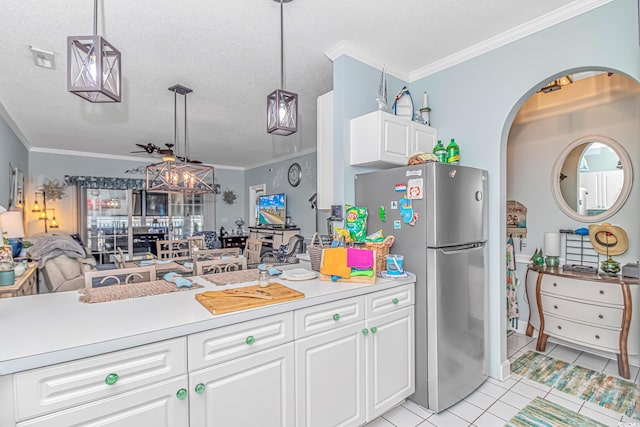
[195,282,305,315]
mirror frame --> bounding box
[551,135,633,222]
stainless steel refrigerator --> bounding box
[355,162,488,413]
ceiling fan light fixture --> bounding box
[67,0,121,103]
[266,0,298,136]
[146,85,214,194]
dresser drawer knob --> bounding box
[333,313,341,321]
[392,298,399,305]
[245,336,255,345]
[557,325,562,330]
[553,305,558,310]
[595,335,600,339]
[599,290,604,295]
[553,283,557,287]
[598,314,604,319]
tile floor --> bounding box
[368,332,640,427]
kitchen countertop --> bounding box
[0,273,415,375]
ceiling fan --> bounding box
[131,143,202,164]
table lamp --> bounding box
[544,232,561,267]
[0,210,26,257]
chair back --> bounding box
[196,257,247,276]
[187,236,206,253]
[156,239,191,261]
[260,234,304,265]
[115,247,128,269]
[194,247,241,262]
[84,265,157,289]
[244,238,263,266]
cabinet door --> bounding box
[380,114,411,165]
[17,376,189,427]
[365,306,415,421]
[412,124,437,154]
[190,343,294,427]
[295,322,366,427]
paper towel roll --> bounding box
[544,232,561,257]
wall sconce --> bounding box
[31,191,56,232]
[31,191,45,213]
[45,209,60,229]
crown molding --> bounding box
[0,102,31,149]
[409,0,614,81]
[325,0,613,83]
[28,147,240,170]
[324,41,410,82]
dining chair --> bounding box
[244,238,263,268]
[187,235,206,253]
[156,239,191,261]
[84,265,157,289]
[115,247,127,269]
[194,247,241,261]
[195,257,247,276]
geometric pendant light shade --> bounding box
[146,85,215,194]
[267,0,297,136]
[67,0,121,102]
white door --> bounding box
[189,343,294,427]
[380,114,411,164]
[412,124,437,154]
[295,322,366,427]
[17,376,189,427]
[365,306,415,421]
[249,184,266,227]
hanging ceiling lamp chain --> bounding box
[279,0,284,90]
[92,0,98,36]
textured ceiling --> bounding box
[0,0,596,169]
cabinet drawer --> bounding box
[365,285,414,318]
[188,312,293,371]
[541,294,624,328]
[294,296,364,339]
[15,337,186,421]
[540,275,623,306]
[17,376,189,427]
[544,314,621,352]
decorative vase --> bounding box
[545,256,560,267]
[600,257,621,274]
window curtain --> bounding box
[64,175,146,190]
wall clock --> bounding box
[288,163,302,187]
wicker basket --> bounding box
[307,232,325,271]
[364,235,395,273]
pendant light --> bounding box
[67,0,121,102]
[146,85,214,194]
[267,0,298,136]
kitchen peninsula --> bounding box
[0,273,415,427]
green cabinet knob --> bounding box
[371,327,378,334]
[246,336,255,345]
[195,383,205,394]
[104,373,119,385]
[362,328,369,336]
[176,388,188,400]
[333,313,340,321]
[392,298,399,305]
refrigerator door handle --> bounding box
[438,242,485,253]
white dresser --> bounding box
[525,265,638,379]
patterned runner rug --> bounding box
[79,280,203,303]
[506,396,606,427]
[511,351,640,419]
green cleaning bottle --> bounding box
[446,138,460,164]
[432,139,447,163]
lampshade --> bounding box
[67,0,121,103]
[0,211,25,239]
[266,0,298,136]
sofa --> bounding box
[25,233,97,293]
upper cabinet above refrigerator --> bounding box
[350,110,437,168]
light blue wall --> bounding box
[244,152,317,240]
[214,168,245,234]
[0,115,28,208]
[334,0,640,379]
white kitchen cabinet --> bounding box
[580,169,624,210]
[317,90,334,209]
[17,376,189,427]
[350,110,437,167]
[295,285,415,427]
[189,343,294,427]
[365,306,415,421]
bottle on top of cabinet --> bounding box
[432,139,447,163]
[446,138,460,164]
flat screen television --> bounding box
[258,193,286,226]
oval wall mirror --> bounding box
[551,135,633,222]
